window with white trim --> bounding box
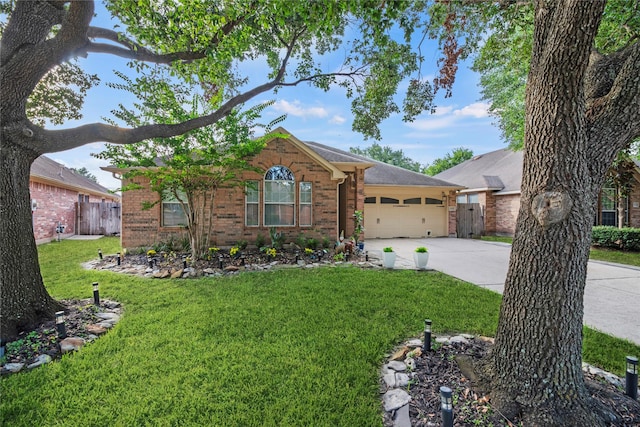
[299,181,312,226]
[245,181,259,226]
[162,189,188,227]
[264,166,295,226]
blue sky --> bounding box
[46,2,506,191]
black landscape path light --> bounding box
[55,311,67,339]
[98,249,103,260]
[182,255,187,269]
[218,256,223,269]
[93,282,100,306]
[626,355,638,400]
[440,386,454,427]
[116,252,121,266]
[423,319,432,352]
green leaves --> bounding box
[350,143,422,172]
[422,147,473,176]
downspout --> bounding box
[336,177,345,241]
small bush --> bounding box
[592,226,640,251]
[383,247,393,253]
[306,238,318,250]
[255,233,266,249]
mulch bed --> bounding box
[390,338,640,426]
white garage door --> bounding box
[364,196,447,238]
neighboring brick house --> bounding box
[107,128,462,250]
[30,155,120,244]
[435,148,640,236]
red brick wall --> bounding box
[495,194,520,236]
[30,181,78,241]
[481,191,497,235]
[446,190,457,236]
[120,137,343,250]
[30,180,120,242]
[628,174,640,228]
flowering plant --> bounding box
[208,247,219,253]
[304,248,314,255]
[266,248,277,257]
[230,247,239,256]
[147,249,156,256]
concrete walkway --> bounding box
[364,237,640,346]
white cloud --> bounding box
[453,102,490,118]
[405,115,457,131]
[329,115,346,125]
[273,100,328,119]
[432,106,454,116]
[404,102,491,132]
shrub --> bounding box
[592,226,640,251]
[236,240,248,250]
[322,236,332,249]
[415,247,428,253]
[383,247,393,253]
[255,233,266,249]
[306,238,318,250]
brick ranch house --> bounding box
[435,148,640,236]
[104,127,463,250]
[30,155,120,244]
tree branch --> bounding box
[586,42,640,152]
[35,77,285,152]
[78,5,249,64]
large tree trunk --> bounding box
[481,2,618,425]
[0,139,63,343]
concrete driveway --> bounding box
[364,237,640,346]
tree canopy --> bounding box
[70,166,98,183]
[422,146,473,176]
[349,143,422,172]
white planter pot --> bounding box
[382,251,396,269]
[413,252,429,270]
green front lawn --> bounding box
[2,237,638,426]
[589,247,640,267]
[481,236,640,267]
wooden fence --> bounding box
[77,202,121,235]
[456,203,484,238]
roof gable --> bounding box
[435,148,523,194]
[267,128,346,180]
[31,156,116,198]
[303,139,461,188]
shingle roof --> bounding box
[304,140,462,188]
[434,148,523,194]
[31,155,117,198]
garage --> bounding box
[363,193,449,238]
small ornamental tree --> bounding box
[96,74,284,258]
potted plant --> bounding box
[382,246,396,269]
[413,246,429,270]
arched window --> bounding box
[264,166,295,226]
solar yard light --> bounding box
[93,282,100,306]
[98,249,103,260]
[626,356,638,400]
[440,386,453,427]
[423,319,432,352]
[116,252,121,266]
[55,311,67,339]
